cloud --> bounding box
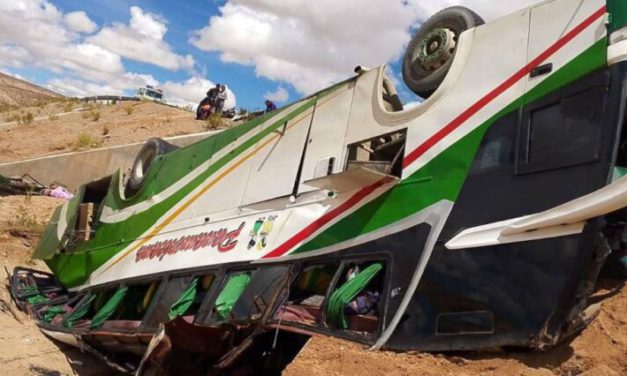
[0,1,218,106]
[190,0,543,95]
[161,77,237,110]
[88,6,195,71]
[64,11,97,33]
[263,87,289,103]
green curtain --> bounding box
[326,263,383,329]
[90,286,128,329]
[27,294,48,305]
[215,273,251,320]
[64,294,96,328]
[167,278,198,320]
[43,305,66,323]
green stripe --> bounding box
[294,39,607,254]
[47,98,318,287]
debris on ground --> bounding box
[284,278,626,376]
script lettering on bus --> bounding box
[135,222,245,263]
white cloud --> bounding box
[0,1,219,106]
[263,87,289,103]
[88,6,195,71]
[161,77,237,110]
[190,0,543,95]
[64,11,97,33]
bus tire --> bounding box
[125,138,178,197]
[402,6,484,98]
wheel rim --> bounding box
[414,28,457,71]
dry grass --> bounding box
[73,132,102,150]
[4,198,45,236]
[205,112,224,130]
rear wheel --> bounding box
[125,138,178,197]
[402,6,484,98]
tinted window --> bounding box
[518,85,607,174]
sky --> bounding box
[0,0,544,111]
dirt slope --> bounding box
[284,280,626,376]
[0,72,62,111]
[0,195,111,375]
[0,100,214,164]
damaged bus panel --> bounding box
[10,0,627,373]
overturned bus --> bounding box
[10,0,627,373]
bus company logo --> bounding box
[135,222,245,263]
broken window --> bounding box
[200,271,252,323]
[273,263,340,326]
[167,273,215,321]
[325,261,385,334]
[229,265,289,321]
[75,281,161,331]
[346,129,407,178]
[72,175,113,244]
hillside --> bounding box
[0,100,220,164]
[0,72,62,111]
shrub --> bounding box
[7,201,44,236]
[102,125,110,135]
[205,112,224,130]
[63,101,74,113]
[73,132,102,150]
[19,112,34,125]
[124,104,134,115]
[48,114,59,121]
[90,110,101,121]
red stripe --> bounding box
[262,5,606,259]
[263,177,394,259]
[402,5,607,169]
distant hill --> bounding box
[0,72,63,111]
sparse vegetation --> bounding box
[205,112,224,130]
[73,132,103,150]
[6,199,44,236]
[63,101,74,112]
[48,114,59,121]
[18,111,34,125]
[90,109,101,121]
[5,112,20,123]
[102,125,110,136]
[124,104,134,115]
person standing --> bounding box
[214,85,227,115]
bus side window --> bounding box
[274,263,341,326]
[325,261,385,334]
[517,72,608,174]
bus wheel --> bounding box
[125,138,178,197]
[402,6,484,99]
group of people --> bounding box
[196,83,280,121]
[196,84,228,120]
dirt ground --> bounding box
[0,100,216,164]
[0,195,111,375]
[284,279,626,376]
